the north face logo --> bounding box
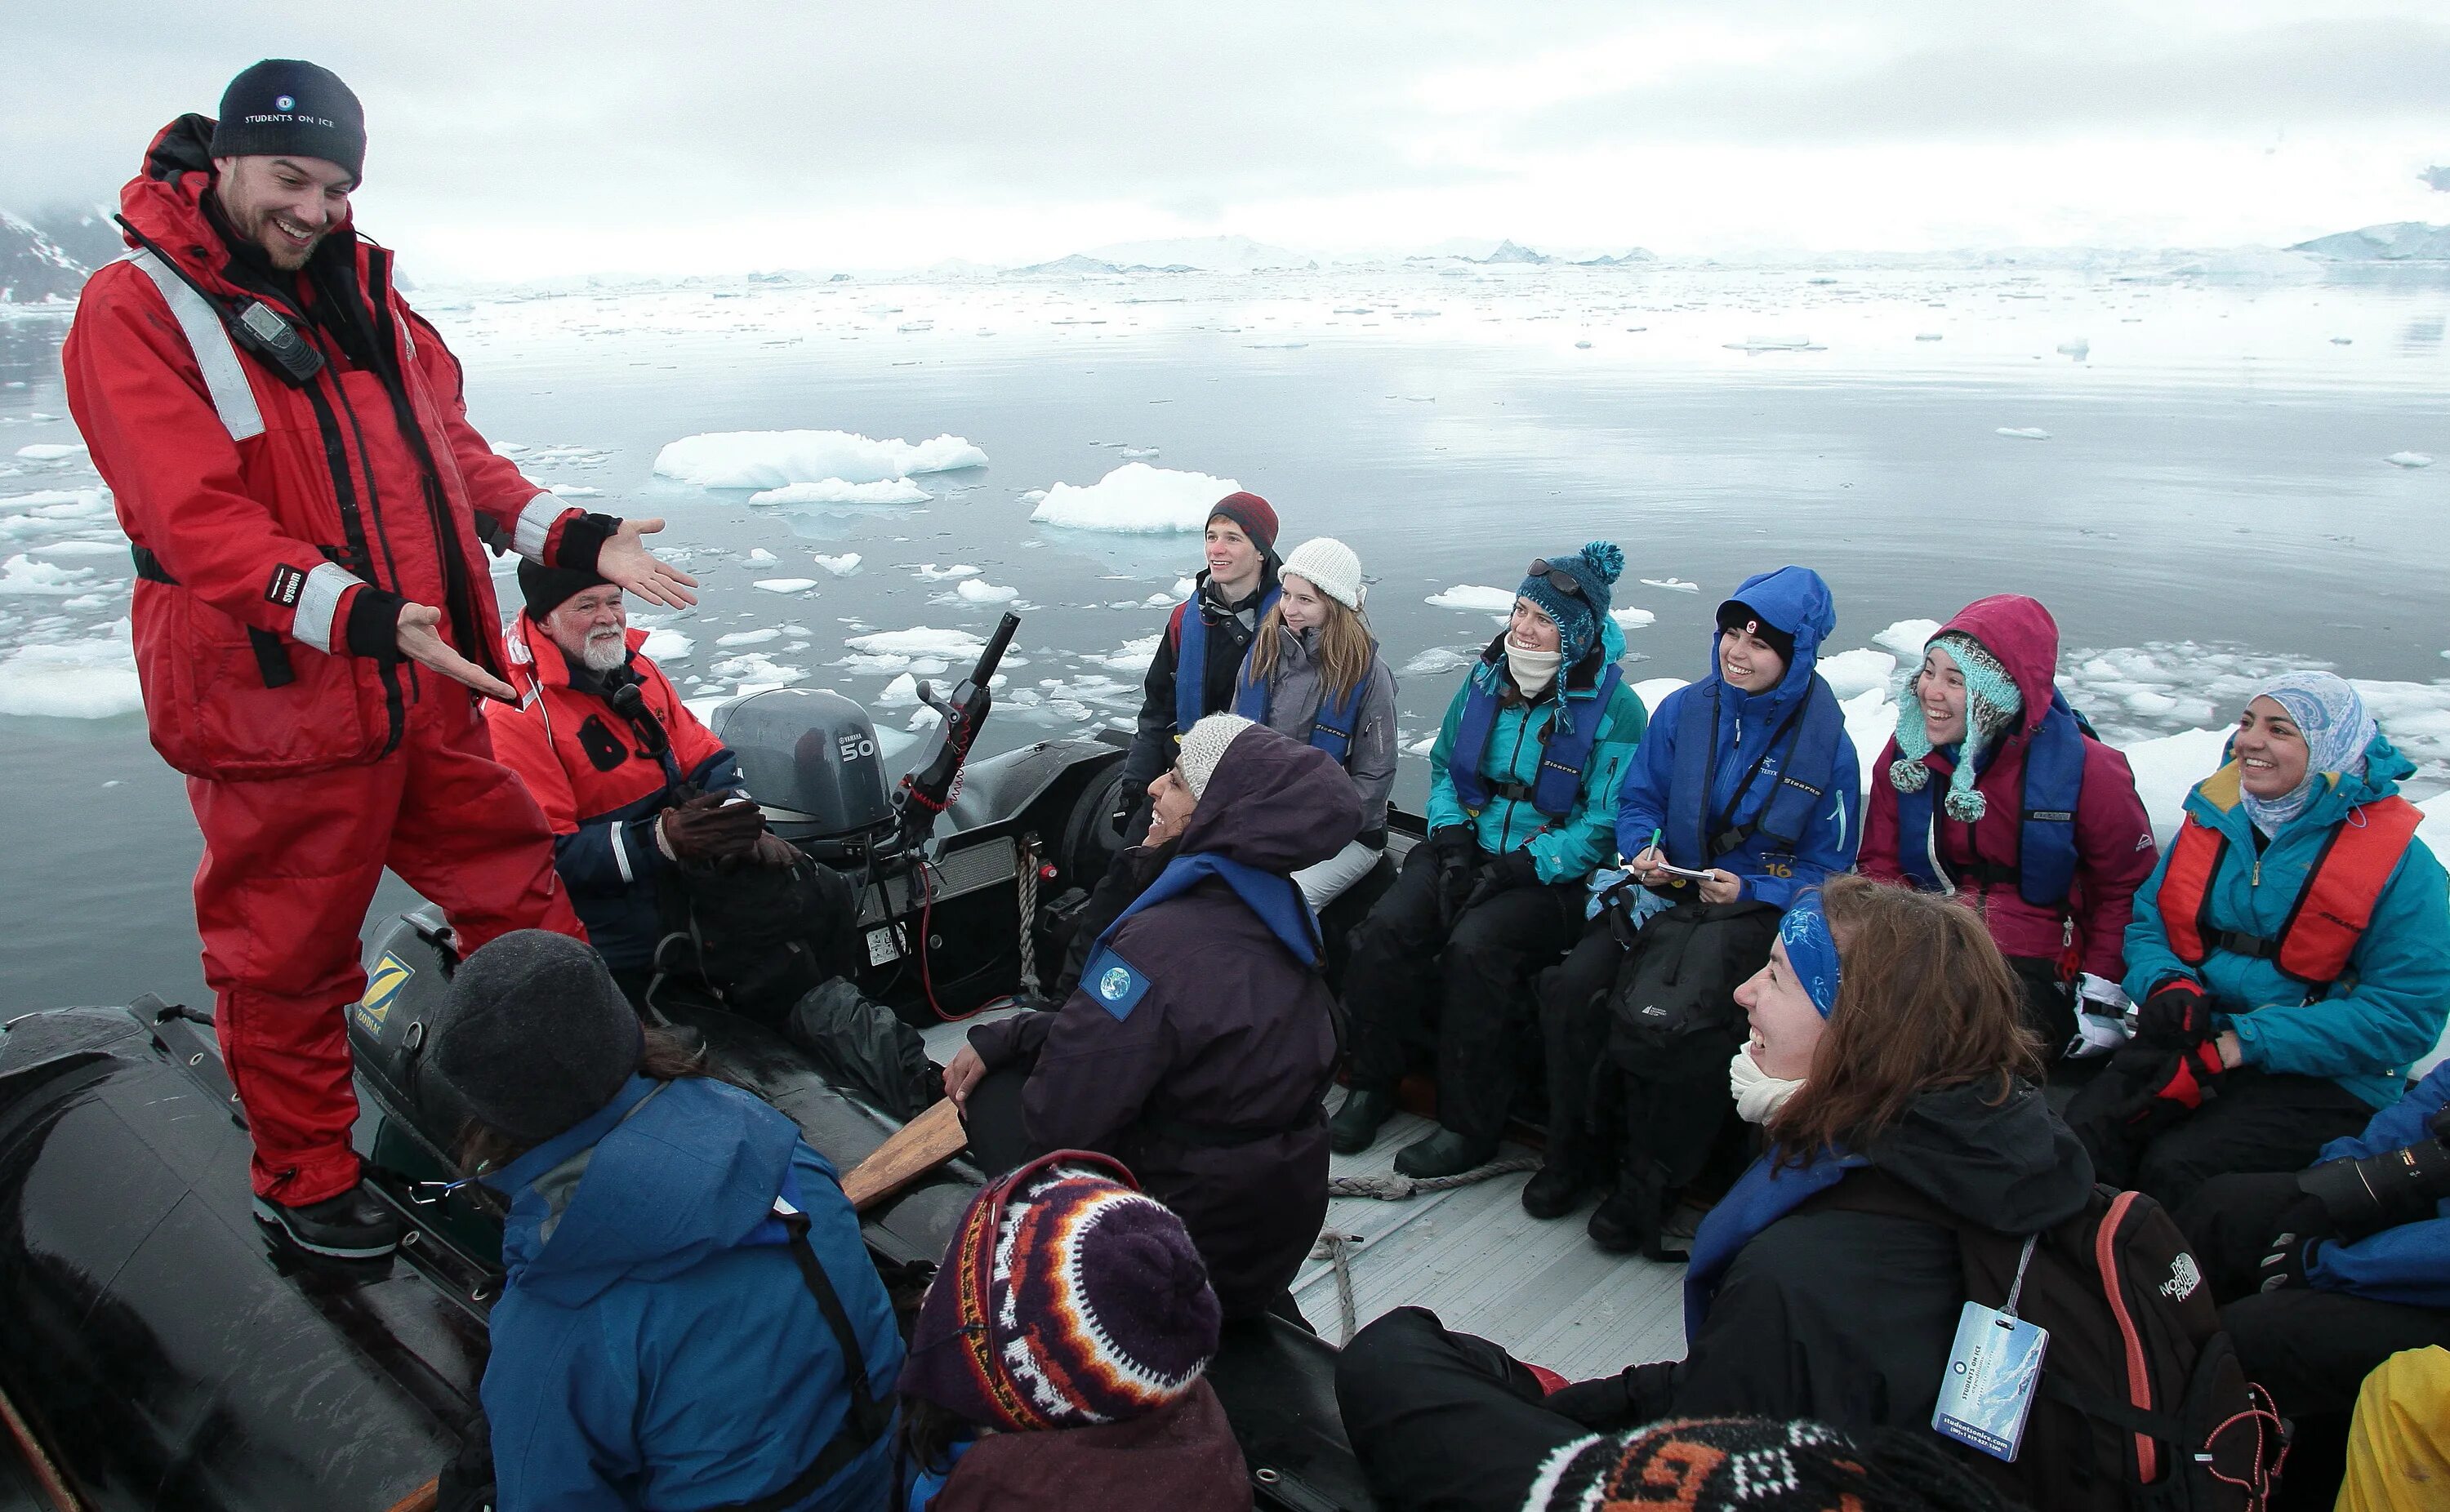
[2161,1252,2202,1301]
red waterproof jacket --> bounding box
[486,618,739,967]
[63,114,598,780]
[1861,595,2159,978]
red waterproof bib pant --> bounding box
[65,118,586,1205]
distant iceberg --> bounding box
[2288,222,2450,262]
[653,429,986,491]
[1028,464,1241,533]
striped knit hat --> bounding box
[1890,629,2023,822]
[898,1153,1221,1430]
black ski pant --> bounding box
[2007,953,2076,1069]
[2065,1061,2372,1212]
[1334,1306,1588,1512]
[1537,918,1742,1192]
[1342,846,1584,1145]
[2178,1172,2450,1512]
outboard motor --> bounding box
[715,687,895,864]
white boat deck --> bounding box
[921,1011,1690,1379]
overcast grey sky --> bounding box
[5,1,2446,279]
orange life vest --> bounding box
[2160,786,2423,987]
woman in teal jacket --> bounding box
[1333,543,1649,1178]
[2068,672,2450,1210]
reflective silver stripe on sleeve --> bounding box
[512,493,567,563]
[290,561,363,655]
[609,818,635,884]
[125,250,265,442]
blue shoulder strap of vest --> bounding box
[1447,642,1507,813]
[2016,692,2086,909]
[1892,692,2087,906]
[1668,676,1840,861]
[1174,586,1279,737]
[1530,662,1623,819]
[1080,851,1321,1021]
[1307,672,1367,765]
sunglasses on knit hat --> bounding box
[1525,559,1588,598]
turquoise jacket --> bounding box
[1426,617,1649,886]
[2123,734,2450,1109]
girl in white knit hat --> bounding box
[1233,536,1399,909]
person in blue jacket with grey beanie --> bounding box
[2176,1061,2450,1508]
[1522,567,1859,1254]
[434,929,903,1512]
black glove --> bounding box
[2136,980,2215,1049]
[658,791,765,865]
[1428,825,1482,929]
[1459,850,1541,916]
[2257,1194,2332,1292]
[1543,1361,1678,1430]
[1110,778,1147,829]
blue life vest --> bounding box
[1174,585,1281,737]
[1665,675,1846,867]
[1450,647,1624,822]
[1232,650,1372,766]
[1895,690,2087,907]
[1080,851,1321,1021]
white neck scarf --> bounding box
[1505,638,1561,698]
[1729,1047,1805,1125]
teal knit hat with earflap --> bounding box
[1516,541,1624,669]
[1890,630,2023,821]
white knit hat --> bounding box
[1175,713,1255,800]
[1279,537,1365,611]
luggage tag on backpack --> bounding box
[1932,1234,2050,1462]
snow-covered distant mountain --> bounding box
[2289,222,2450,262]
[1010,235,1318,275]
[1,212,87,303]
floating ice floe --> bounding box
[1402,647,1477,676]
[1027,464,1241,533]
[640,628,693,661]
[2385,452,2434,469]
[2056,338,2091,360]
[875,674,920,707]
[1873,619,1944,659]
[846,626,986,660]
[1425,585,1516,615]
[13,443,86,461]
[711,651,807,692]
[1914,333,1944,341]
[716,628,783,647]
[746,548,779,564]
[1723,335,1824,353]
[0,619,140,718]
[749,478,932,506]
[1640,577,1699,594]
[652,429,987,490]
[0,554,96,595]
[1610,607,1655,629]
[956,579,1018,604]
[1996,427,2052,441]
[913,563,980,581]
[1816,647,1898,700]
[751,577,819,594]
[1093,634,1163,672]
[27,540,126,557]
[812,553,862,576]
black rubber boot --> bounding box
[1330,1087,1400,1155]
[1393,1127,1499,1181]
[254,1182,402,1261]
[1587,1164,1668,1256]
[1520,1159,1591,1219]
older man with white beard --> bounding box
[485,562,775,994]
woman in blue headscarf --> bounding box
[2069,673,2450,1212]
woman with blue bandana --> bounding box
[2068,673,2450,1211]
[1333,544,1650,1178]
[1334,878,2089,1510]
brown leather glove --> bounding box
[750,831,802,868]
[657,792,765,865]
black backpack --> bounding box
[1811,1170,2284,1511]
[1603,897,1781,1067]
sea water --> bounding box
[2,259,2444,1014]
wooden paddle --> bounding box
[842,1096,970,1211]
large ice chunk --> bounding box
[1028,464,1241,533]
[0,620,140,718]
[653,430,987,490]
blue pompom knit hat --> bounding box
[1517,541,1624,669]
[1891,629,2023,822]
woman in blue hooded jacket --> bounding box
[1521,568,1860,1253]
[434,930,905,1512]
[2066,672,2450,1212]
[1332,544,1650,1180]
